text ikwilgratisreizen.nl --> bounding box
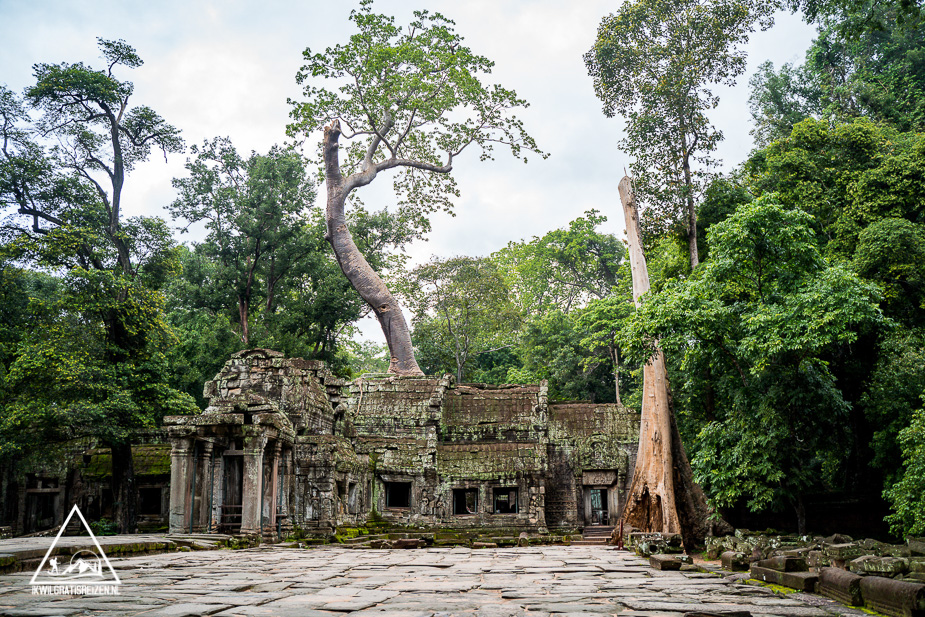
[32,585,120,595]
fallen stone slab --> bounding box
[860,574,925,617]
[684,612,752,617]
[817,566,862,606]
[391,538,424,549]
[823,542,865,565]
[472,542,498,548]
[720,551,750,571]
[756,556,807,572]
[850,555,909,576]
[749,565,818,592]
[650,554,683,570]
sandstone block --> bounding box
[720,551,750,571]
[850,555,909,576]
[757,556,808,572]
[650,554,683,570]
[749,565,818,592]
[817,567,863,606]
[860,574,925,617]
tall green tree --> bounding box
[170,137,316,346]
[623,196,882,531]
[405,256,519,383]
[492,210,624,315]
[287,0,544,375]
[0,39,193,532]
[585,0,770,268]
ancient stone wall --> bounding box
[168,352,641,538]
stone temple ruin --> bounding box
[162,349,640,539]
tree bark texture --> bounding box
[109,442,137,534]
[617,176,727,551]
[323,122,423,375]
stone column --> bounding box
[239,433,266,535]
[168,437,194,534]
[268,442,282,534]
[198,442,214,532]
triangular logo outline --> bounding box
[29,504,122,586]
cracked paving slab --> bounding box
[0,545,865,616]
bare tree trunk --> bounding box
[617,176,728,552]
[110,442,136,534]
[238,296,250,346]
[682,154,699,270]
[323,122,423,375]
[612,344,622,406]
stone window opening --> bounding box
[493,487,518,514]
[452,488,479,515]
[384,481,411,509]
[138,487,162,516]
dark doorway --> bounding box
[453,488,478,515]
[384,482,411,509]
[493,487,518,514]
[590,488,609,525]
[221,452,243,532]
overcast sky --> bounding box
[0,0,817,343]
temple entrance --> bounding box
[221,451,243,532]
[589,488,609,525]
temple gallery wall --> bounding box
[1,348,640,539]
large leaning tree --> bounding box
[585,0,770,269]
[287,0,544,375]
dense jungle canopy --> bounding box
[1,0,924,537]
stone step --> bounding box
[583,526,614,537]
[572,539,609,546]
[749,565,818,592]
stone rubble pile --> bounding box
[632,529,925,617]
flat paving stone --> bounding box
[0,545,868,616]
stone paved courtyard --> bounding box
[0,545,865,617]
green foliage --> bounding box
[748,60,820,147]
[749,9,925,141]
[746,117,925,257]
[854,218,925,326]
[576,295,637,405]
[405,256,520,382]
[884,404,925,536]
[0,38,196,530]
[586,0,770,254]
[861,328,925,480]
[492,210,624,315]
[623,195,883,514]
[511,311,616,403]
[287,0,544,215]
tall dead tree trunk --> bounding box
[617,176,728,552]
[323,121,423,375]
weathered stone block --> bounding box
[472,542,498,549]
[720,551,750,571]
[807,550,830,568]
[749,565,818,592]
[850,555,909,576]
[392,538,424,549]
[818,567,863,606]
[650,554,683,571]
[757,556,807,572]
[860,574,925,617]
[824,542,865,563]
